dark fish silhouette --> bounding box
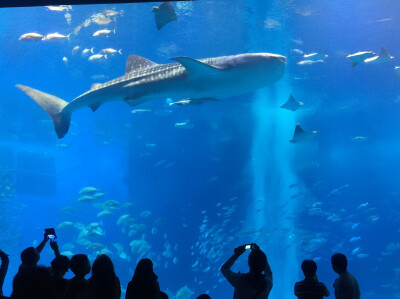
[290,123,317,143]
[280,93,303,111]
[152,2,177,30]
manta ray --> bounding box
[17,53,286,138]
[280,93,304,111]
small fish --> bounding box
[82,47,94,56]
[303,52,328,61]
[93,17,114,25]
[72,45,81,55]
[88,54,107,61]
[79,186,98,194]
[93,29,116,37]
[19,32,44,42]
[175,120,194,129]
[297,60,325,65]
[100,48,122,55]
[357,202,369,210]
[131,109,151,114]
[351,247,360,255]
[78,195,95,202]
[395,66,400,80]
[169,99,192,106]
[291,49,304,55]
[97,210,113,217]
[42,33,70,41]
[103,9,121,17]
[46,5,72,12]
[352,136,368,142]
[346,51,376,66]
[349,236,361,243]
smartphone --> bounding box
[45,228,57,241]
[245,244,252,250]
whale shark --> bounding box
[17,53,286,138]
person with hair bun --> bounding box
[221,243,272,299]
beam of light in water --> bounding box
[249,80,299,299]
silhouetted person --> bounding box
[50,239,61,257]
[11,266,54,299]
[294,260,329,299]
[125,258,160,299]
[0,250,9,298]
[11,233,52,298]
[159,291,169,299]
[331,254,360,299]
[89,254,121,299]
[221,243,273,299]
[63,254,94,299]
[197,294,211,299]
[51,255,70,299]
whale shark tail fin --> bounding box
[16,84,71,138]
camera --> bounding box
[245,243,257,250]
[45,228,57,241]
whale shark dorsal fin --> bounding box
[126,55,157,74]
[170,57,222,78]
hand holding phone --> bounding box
[44,228,57,242]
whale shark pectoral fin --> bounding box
[170,57,222,78]
[125,55,158,74]
[89,102,102,112]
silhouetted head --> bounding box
[70,254,91,277]
[92,254,115,278]
[301,260,317,278]
[160,291,169,299]
[197,294,211,299]
[132,258,157,282]
[21,247,40,266]
[248,249,267,274]
[331,253,347,274]
[51,255,70,276]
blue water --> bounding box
[0,0,400,298]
